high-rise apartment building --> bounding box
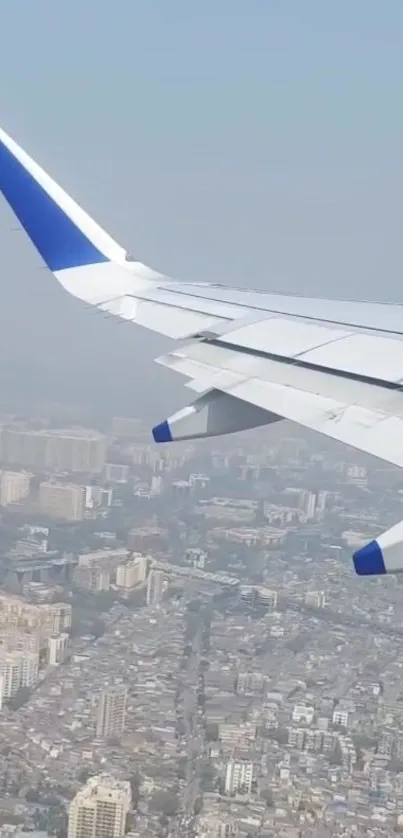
[84,485,113,509]
[0,629,41,654]
[42,602,72,634]
[116,555,148,589]
[68,774,131,838]
[104,463,130,483]
[146,569,164,607]
[299,490,317,520]
[150,475,163,495]
[77,549,129,569]
[20,651,39,688]
[96,686,127,739]
[0,595,43,631]
[316,490,328,516]
[224,760,254,796]
[0,655,22,698]
[74,566,110,592]
[0,650,39,698]
[2,427,107,474]
[0,596,71,658]
[219,723,257,751]
[0,470,32,507]
[48,633,69,666]
[39,482,84,521]
[236,672,264,695]
[305,590,327,609]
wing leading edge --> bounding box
[1,126,403,577]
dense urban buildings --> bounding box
[0,413,399,837]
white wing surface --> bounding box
[1,126,403,577]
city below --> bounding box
[0,411,399,838]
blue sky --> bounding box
[1,0,403,300]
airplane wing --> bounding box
[0,126,402,577]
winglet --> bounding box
[0,127,126,273]
[152,421,173,444]
[353,520,403,575]
[353,541,386,575]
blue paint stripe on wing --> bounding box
[0,138,108,272]
[353,540,386,575]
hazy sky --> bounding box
[0,1,403,416]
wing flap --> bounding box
[226,377,403,467]
[159,341,403,466]
[159,341,403,414]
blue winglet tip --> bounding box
[152,420,173,444]
[353,540,386,576]
[0,133,109,272]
